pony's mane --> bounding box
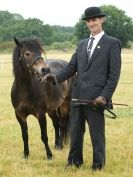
[21,39,44,52]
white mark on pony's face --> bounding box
[32,59,50,78]
[32,59,47,73]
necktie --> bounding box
[87,37,95,61]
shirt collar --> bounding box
[90,31,104,40]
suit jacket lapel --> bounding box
[85,34,106,71]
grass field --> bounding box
[0,50,133,177]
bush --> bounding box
[0,41,15,53]
[50,41,75,51]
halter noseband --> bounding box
[30,55,44,67]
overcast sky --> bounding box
[0,0,132,26]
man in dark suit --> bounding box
[45,6,121,170]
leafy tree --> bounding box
[74,20,88,42]
[101,5,133,47]
[52,25,74,43]
[0,11,23,26]
[0,11,75,46]
[0,13,54,45]
[0,11,14,26]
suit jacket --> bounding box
[56,34,121,106]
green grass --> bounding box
[0,51,133,177]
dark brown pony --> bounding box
[11,37,73,159]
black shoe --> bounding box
[65,163,81,169]
[91,164,103,171]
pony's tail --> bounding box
[57,107,70,145]
[60,117,70,144]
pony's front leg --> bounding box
[38,115,52,160]
[15,112,29,158]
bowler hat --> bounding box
[82,7,106,20]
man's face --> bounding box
[86,17,104,35]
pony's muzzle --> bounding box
[41,67,51,76]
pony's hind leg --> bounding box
[38,115,52,160]
[15,112,29,158]
[48,111,63,150]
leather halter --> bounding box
[19,53,44,67]
[18,49,46,80]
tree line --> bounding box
[0,5,133,51]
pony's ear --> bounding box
[14,37,23,48]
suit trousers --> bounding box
[68,105,105,167]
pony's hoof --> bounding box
[23,151,29,159]
[47,155,52,160]
[24,154,29,159]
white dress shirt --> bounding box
[87,31,104,58]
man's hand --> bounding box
[93,96,107,106]
[41,73,56,84]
